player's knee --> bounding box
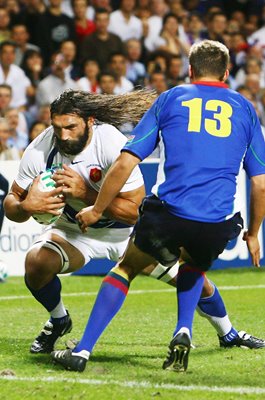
[25,247,61,283]
[116,262,138,281]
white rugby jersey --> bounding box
[15,123,144,226]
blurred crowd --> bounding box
[0,0,265,160]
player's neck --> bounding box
[191,77,224,83]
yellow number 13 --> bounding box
[181,98,233,137]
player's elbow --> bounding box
[251,174,265,194]
[3,196,29,223]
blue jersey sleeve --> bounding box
[243,103,265,178]
[122,94,166,160]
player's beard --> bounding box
[54,124,89,156]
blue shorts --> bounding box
[133,195,243,271]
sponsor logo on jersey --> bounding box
[71,160,84,165]
[89,168,102,182]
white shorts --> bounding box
[44,219,132,265]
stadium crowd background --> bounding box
[0,0,265,159]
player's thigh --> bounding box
[48,233,85,271]
[26,231,85,275]
[48,225,132,273]
[184,212,243,270]
[133,195,182,266]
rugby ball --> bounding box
[32,169,64,225]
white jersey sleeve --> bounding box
[96,124,144,192]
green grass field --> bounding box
[1,267,265,400]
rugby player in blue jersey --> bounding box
[51,40,265,372]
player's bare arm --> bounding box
[76,152,141,231]
[104,185,145,225]
[243,174,265,267]
[4,178,65,223]
[53,164,145,225]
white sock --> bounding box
[50,300,67,319]
[196,307,232,336]
[175,327,191,338]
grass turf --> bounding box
[1,267,265,399]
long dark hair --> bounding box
[50,89,157,128]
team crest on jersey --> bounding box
[89,167,102,182]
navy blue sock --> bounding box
[25,274,62,313]
[75,268,129,354]
[174,264,205,338]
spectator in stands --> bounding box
[20,49,45,95]
[125,39,146,85]
[60,40,80,80]
[4,107,28,152]
[33,0,77,65]
[245,73,263,102]
[237,85,253,102]
[0,84,13,117]
[77,59,100,93]
[108,52,134,94]
[72,0,96,44]
[0,41,31,109]
[0,8,11,43]
[0,117,21,160]
[61,0,111,19]
[0,83,30,135]
[169,0,187,19]
[186,12,204,45]
[20,49,45,117]
[98,70,117,94]
[134,0,150,19]
[143,0,169,52]
[230,10,246,31]
[201,11,227,43]
[148,70,168,94]
[11,23,40,66]
[36,52,78,106]
[235,56,265,89]
[248,5,265,60]
[153,13,190,74]
[12,0,46,47]
[228,32,248,76]
[80,8,124,69]
[6,0,20,21]
[108,0,143,42]
[29,121,49,142]
[146,49,171,76]
[167,54,186,87]
[36,103,51,125]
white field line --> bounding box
[1,284,265,301]
[1,375,265,395]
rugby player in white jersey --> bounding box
[4,90,264,360]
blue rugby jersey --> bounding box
[122,82,265,222]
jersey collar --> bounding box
[192,81,228,88]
